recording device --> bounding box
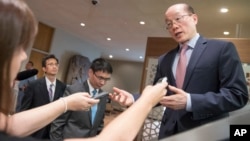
[157,77,168,84]
[16,69,38,81]
[156,76,168,89]
[92,91,109,99]
[91,0,98,5]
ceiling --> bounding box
[25,0,250,62]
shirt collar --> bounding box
[45,77,56,87]
[87,79,99,93]
[179,33,200,50]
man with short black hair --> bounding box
[50,58,113,140]
[21,54,66,139]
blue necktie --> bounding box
[91,89,97,125]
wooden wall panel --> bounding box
[145,37,177,57]
[140,37,177,92]
[33,22,54,52]
[28,22,54,79]
[219,38,250,63]
[145,37,250,63]
[140,37,250,92]
[29,51,47,79]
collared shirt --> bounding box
[172,33,200,78]
[87,79,99,97]
[172,33,200,112]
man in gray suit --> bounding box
[50,58,113,140]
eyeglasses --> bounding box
[94,73,111,82]
[165,14,192,29]
[47,63,59,67]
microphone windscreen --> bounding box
[16,69,38,81]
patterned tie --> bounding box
[49,83,54,101]
[176,44,188,88]
[91,89,97,125]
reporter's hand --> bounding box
[140,81,168,107]
[160,85,187,110]
[109,87,134,106]
[65,93,99,111]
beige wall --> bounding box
[22,25,144,116]
[101,59,144,94]
[26,24,144,95]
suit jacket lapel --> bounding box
[168,47,179,87]
[95,89,103,114]
[83,81,93,124]
[160,47,179,87]
[40,77,51,102]
[183,36,207,89]
[53,80,62,100]
[83,81,90,92]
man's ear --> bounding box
[42,67,46,73]
[88,68,93,76]
[192,14,198,24]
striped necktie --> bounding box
[49,83,54,101]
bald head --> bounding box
[166,3,195,15]
[164,3,198,44]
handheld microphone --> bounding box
[16,69,38,81]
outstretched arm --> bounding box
[3,93,99,137]
[109,87,135,107]
[67,81,168,141]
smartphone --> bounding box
[92,92,109,99]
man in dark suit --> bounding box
[21,54,66,139]
[155,3,249,139]
[100,3,249,140]
[50,58,113,140]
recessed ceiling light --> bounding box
[139,21,145,25]
[125,48,129,51]
[106,37,111,41]
[139,56,143,59]
[220,8,228,13]
[223,31,230,35]
[109,55,113,58]
[80,23,85,27]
